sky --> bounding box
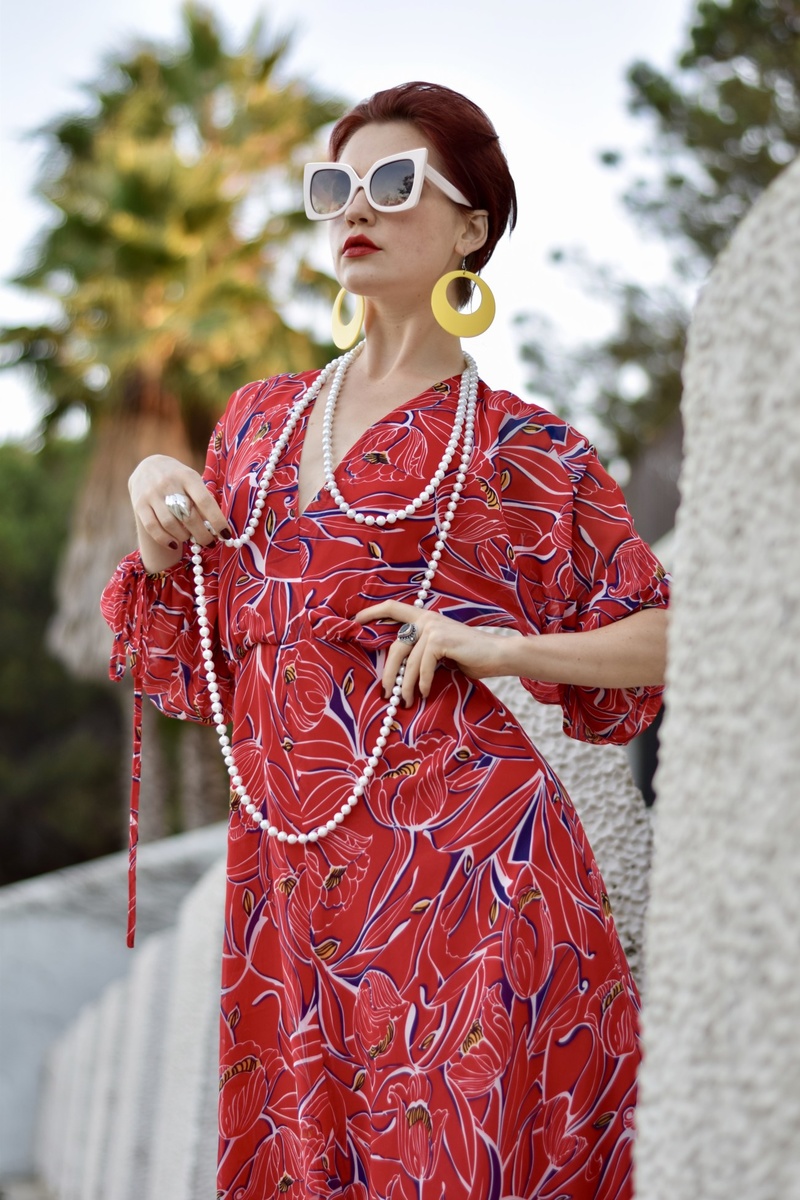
[0,0,693,441]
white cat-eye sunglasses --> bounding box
[303,147,471,220]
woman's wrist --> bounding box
[136,517,184,573]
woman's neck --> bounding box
[357,306,466,387]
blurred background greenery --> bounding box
[1,0,798,882]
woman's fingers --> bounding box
[356,600,420,628]
[130,457,230,548]
[382,633,423,700]
[365,606,451,704]
[399,627,451,704]
[358,600,509,703]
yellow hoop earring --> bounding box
[331,288,365,350]
[430,270,496,338]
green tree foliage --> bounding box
[518,0,800,470]
[0,438,122,885]
[0,6,347,869]
[1,2,344,449]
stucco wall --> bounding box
[635,156,800,1198]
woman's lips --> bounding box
[343,238,379,257]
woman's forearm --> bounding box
[498,607,669,689]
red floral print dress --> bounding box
[102,370,669,1200]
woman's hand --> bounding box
[129,455,231,572]
[356,601,669,704]
[354,601,515,705]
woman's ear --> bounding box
[457,209,489,259]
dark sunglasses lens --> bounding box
[309,168,351,215]
[370,159,416,208]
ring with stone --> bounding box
[164,492,192,523]
[396,621,420,646]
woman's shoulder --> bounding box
[478,381,593,464]
[218,368,322,430]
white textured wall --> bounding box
[635,156,800,1199]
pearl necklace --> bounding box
[323,341,469,526]
[189,347,479,845]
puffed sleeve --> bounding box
[499,409,670,745]
[99,399,242,947]
[100,417,235,725]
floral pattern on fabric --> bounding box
[102,371,669,1199]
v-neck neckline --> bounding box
[295,370,462,518]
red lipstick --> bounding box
[343,235,379,257]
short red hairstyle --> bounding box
[329,81,517,304]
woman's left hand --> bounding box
[355,601,514,705]
[356,600,669,703]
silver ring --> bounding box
[164,492,192,523]
[396,621,420,646]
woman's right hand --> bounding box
[128,455,231,572]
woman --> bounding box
[103,82,669,1200]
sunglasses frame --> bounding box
[303,147,471,221]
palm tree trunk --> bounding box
[47,401,201,682]
[178,722,229,829]
[116,687,168,846]
[48,387,201,846]
[137,697,169,842]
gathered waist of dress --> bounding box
[231,605,402,657]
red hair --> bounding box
[329,82,517,305]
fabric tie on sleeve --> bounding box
[104,579,148,948]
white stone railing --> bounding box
[0,823,227,1193]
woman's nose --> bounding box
[344,184,374,222]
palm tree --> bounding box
[2,4,344,836]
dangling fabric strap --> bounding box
[105,574,148,948]
[127,676,142,948]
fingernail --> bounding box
[169,541,179,550]
[221,527,233,539]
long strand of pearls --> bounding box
[190,349,479,844]
[322,341,470,527]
